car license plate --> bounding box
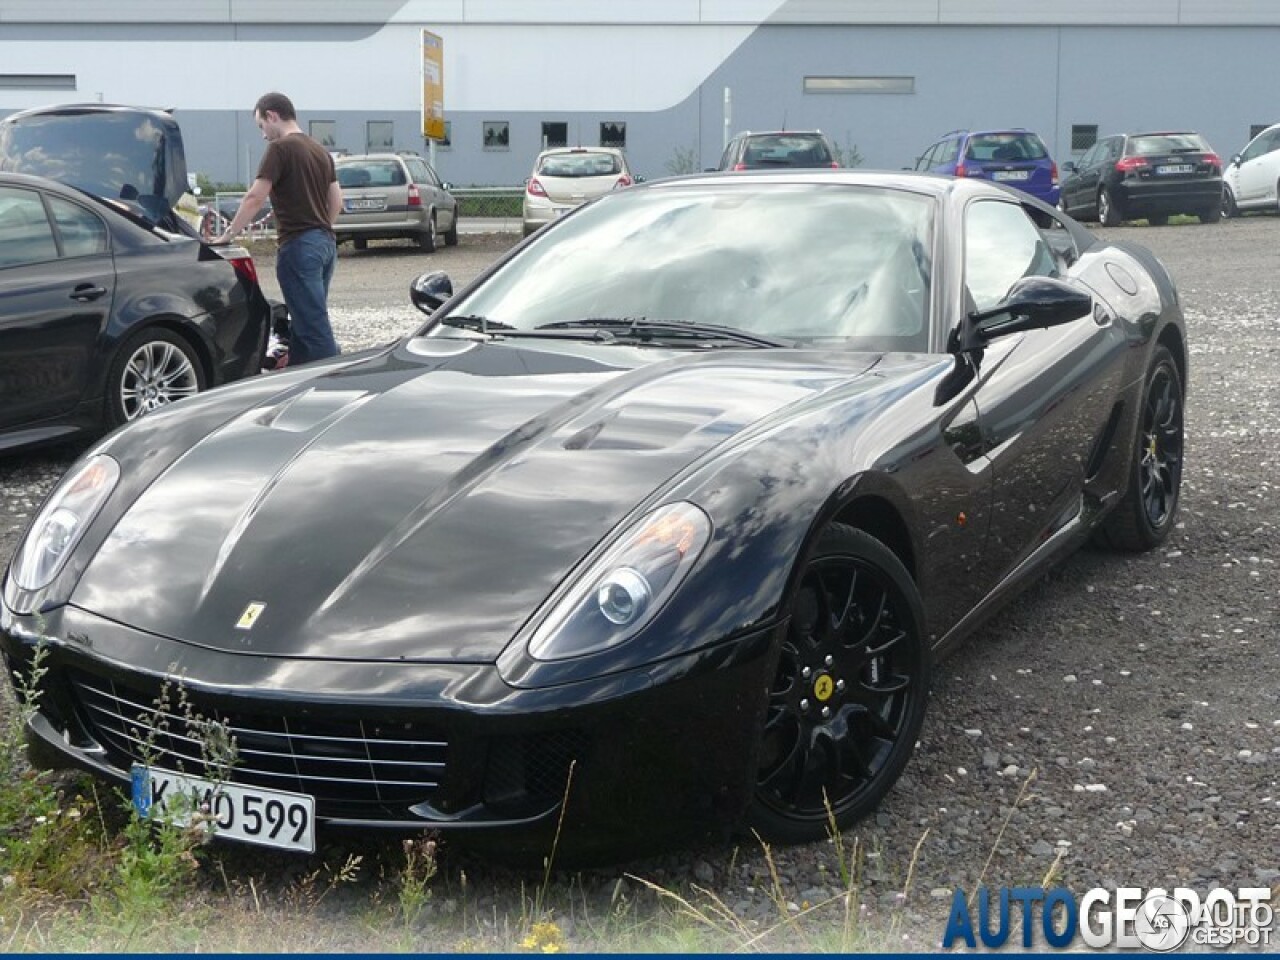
[345,197,385,212]
[130,764,315,853]
[991,170,1030,181]
[1156,164,1194,175]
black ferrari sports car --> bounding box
[0,104,272,453]
[1,170,1186,863]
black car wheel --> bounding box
[1198,204,1222,224]
[1222,186,1239,219]
[1098,189,1122,227]
[443,213,459,247]
[353,237,369,251]
[417,215,437,253]
[1147,214,1169,227]
[1096,345,1184,551]
[749,525,929,844]
[107,328,205,430]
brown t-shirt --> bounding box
[256,132,336,245]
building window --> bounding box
[1250,124,1272,140]
[366,121,394,152]
[438,121,452,150]
[483,121,509,150]
[541,121,568,149]
[803,76,914,95]
[309,120,337,149]
[600,121,626,149]
[1070,124,1098,153]
[0,74,75,89]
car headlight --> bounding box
[10,454,120,593]
[527,501,712,661]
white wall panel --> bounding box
[765,0,940,23]
[939,0,1178,23]
[1180,0,1280,24]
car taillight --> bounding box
[407,183,422,207]
[1115,156,1149,174]
[829,161,840,168]
[955,162,967,178]
[732,162,747,171]
[1202,152,1221,171]
[614,174,632,189]
[229,254,258,287]
[1051,161,1059,186]
[527,177,548,197]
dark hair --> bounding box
[254,92,296,122]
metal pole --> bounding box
[723,87,732,149]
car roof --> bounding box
[336,153,414,163]
[735,130,827,138]
[641,167,987,199]
[536,146,625,157]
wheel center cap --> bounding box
[813,673,835,702]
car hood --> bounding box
[0,104,188,219]
[69,337,888,664]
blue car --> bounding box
[915,129,1059,205]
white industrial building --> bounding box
[1,0,1278,186]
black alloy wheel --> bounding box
[749,525,929,844]
[1098,188,1122,227]
[1222,186,1239,219]
[1096,345,1184,551]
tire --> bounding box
[1146,214,1169,227]
[1222,186,1239,219]
[353,237,368,251]
[443,213,459,247]
[1095,345,1184,552]
[747,525,930,844]
[105,327,205,431]
[1198,204,1222,224]
[416,215,437,253]
[1056,196,1069,216]
[1098,188,1122,227]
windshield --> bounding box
[537,152,622,177]
[965,133,1049,162]
[436,183,935,351]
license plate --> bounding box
[345,197,384,212]
[131,764,315,853]
[991,170,1030,181]
[1156,164,1194,175]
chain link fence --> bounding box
[451,187,523,219]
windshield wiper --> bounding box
[436,314,518,334]
[537,317,791,348]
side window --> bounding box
[48,196,108,258]
[0,186,58,267]
[964,200,1058,313]
[938,138,960,166]
[720,139,738,169]
[1106,138,1124,161]
[405,158,438,186]
[916,143,938,171]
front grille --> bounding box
[68,670,447,819]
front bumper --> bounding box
[2,600,778,861]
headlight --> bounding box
[10,454,120,593]
[527,501,711,661]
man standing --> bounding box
[216,92,341,365]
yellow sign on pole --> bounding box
[421,29,445,141]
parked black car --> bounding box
[0,105,273,453]
[1058,131,1222,226]
[2,171,1186,865]
[715,130,839,170]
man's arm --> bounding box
[213,177,272,243]
[327,179,342,224]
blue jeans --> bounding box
[276,228,339,366]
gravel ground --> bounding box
[1,222,1276,950]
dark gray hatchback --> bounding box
[1059,132,1223,226]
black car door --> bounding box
[961,198,1128,589]
[0,185,114,431]
[1064,142,1100,212]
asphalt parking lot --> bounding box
[0,218,1276,939]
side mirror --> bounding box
[957,276,1092,353]
[1062,160,1077,173]
[410,271,454,315]
[1231,153,1242,167]
[633,175,647,184]
[441,181,454,190]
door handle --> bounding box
[70,284,108,302]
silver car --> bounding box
[522,147,633,236]
[334,153,458,252]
